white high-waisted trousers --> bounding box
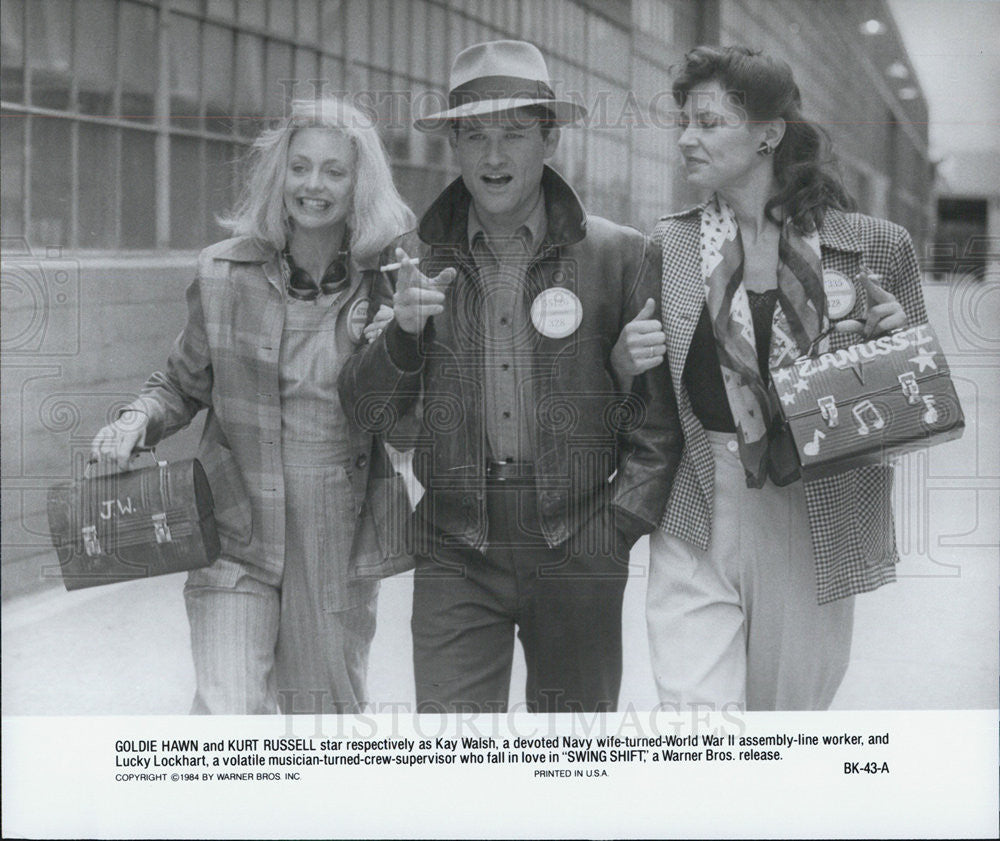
[646,431,855,711]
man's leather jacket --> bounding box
[339,166,682,550]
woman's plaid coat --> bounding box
[652,206,928,603]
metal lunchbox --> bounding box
[47,454,221,590]
[772,323,965,480]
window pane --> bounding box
[499,0,521,32]
[349,62,369,100]
[265,40,293,121]
[427,2,448,81]
[119,1,158,121]
[320,54,345,95]
[293,48,319,99]
[587,16,630,84]
[319,0,344,56]
[370,0,391,65]
[234,33,264,137]
[27,0,72,110]
[237,0,265,28]
[425,134,447,170]
[1,0,25,102]
[203,23,233,134]
[1,109,25,235]
[74,0,115,115]
[120,129,156,248]
[268,1,294,36]
[206,0,234,20]
[296,0,319,43]
[77,122,117,248]
[448,13,465,61]
[170,14,201,127]
[29,114,72,247]
[170,136,203,248]
[346,0,369,64]
[206,140,239,241]
[409,1,427,80]
[172,0,202,14]
[389,0,410,77]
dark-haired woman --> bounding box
[612,46,928,711]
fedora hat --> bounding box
[413,40,588,132]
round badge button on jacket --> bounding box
[530,288,583,339]
[822,270,857,320]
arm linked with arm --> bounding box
[609,236,683,539]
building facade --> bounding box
[1,0,933,596]
[2,0,931,250]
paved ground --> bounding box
[3,279,997,714]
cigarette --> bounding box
[380,258,420,272]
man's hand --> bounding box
[833,272,906,338]
[611,298,667,378]
[392,248,456,336]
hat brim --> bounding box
[413,97,588,132]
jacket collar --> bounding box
[658,201,708,223]
[210,235,376,300]
[817,208,862,253]
[209,237,283,293]
[418,165,587,250]
[211,234,382,270]
[212,236,274,263]
[661,203,863,255]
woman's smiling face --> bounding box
[677,80,767,193]
[283,127,356,236]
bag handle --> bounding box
[84,446,159,480]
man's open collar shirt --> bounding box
[467,191,547,463]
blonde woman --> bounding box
[91,97,416,714]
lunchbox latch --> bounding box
[82,525,102,556]
[152,512,173,544]
[818,395,839,428]
[898,371,920,404]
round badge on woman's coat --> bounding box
[823,270,857,319]
[347,298,370,342]
[530,288,583,339]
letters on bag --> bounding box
[772,324,965,480]
[47,457,220,590]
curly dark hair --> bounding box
[672,45,856,231]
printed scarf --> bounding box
[702,195,829,488]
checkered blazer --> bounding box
[652,206,928,603]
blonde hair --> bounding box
[220,96,415,260]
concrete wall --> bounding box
[2,256,202,596]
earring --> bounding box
[757,141,775,156]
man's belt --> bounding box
[485,460,535,483]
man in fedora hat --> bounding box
[340,40,681,713]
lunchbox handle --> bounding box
[84,446,160,479]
